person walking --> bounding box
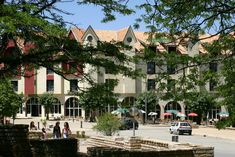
[29,121,37,130]
[62,122,71,138]
[53,121,61,138]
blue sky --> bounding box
[56,1,146,31]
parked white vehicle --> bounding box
[169,122,176,134]
[170,122,192,135]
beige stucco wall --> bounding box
[63,79,70,94]
[17,76,24,94]
[36,68,46,94]
[54,72,62,94]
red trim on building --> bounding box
[24,68,35,95]
[47,74,54,80]
[62,62,83,78]
[23,42,36,95]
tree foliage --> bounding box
[78,79,119,110]
[184,90,218,124]
[93,113,121,136]
[133,0,235,128]
[1,0,235,128]
[217,57,235,127]
[135,0,235,35]
[0,0,137,81]
[136,91,158,112]
[39,93,57,120]
[0,78,22,123]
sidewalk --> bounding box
[11,118,235,141]
[193,126,235,141]
[12,118,95,134]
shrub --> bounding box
[93,113,121,136]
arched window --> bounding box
[26,97,41,117]
[64,97,81,118]
[50,98,61,114]
[164,101,181,112]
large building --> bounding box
[12,26,224,120]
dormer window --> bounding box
[87,35,93,42]
[127,37,132,43]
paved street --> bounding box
[12,118,235,157]
[117,125,235,157]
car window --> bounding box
[180,123,189,126]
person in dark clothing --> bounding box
[53,121,61,138]
[29,121,37,130]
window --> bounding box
[167,66,176,74]
[147,62,156,74]
[209,62,218,91]
[11,81,18,92]
[46,80,54,92]
[168,46,176,53]
[209,62,218,72]
[46,68,53,74]
[50,99,61,114]
[70,79,78,92]
[87,35,93,42]
[149,45,156,52]
[105,61,115,74]
[147,79,155,91]
[209,80,217,91]
[127,37,132,43]
[167,46,176,74]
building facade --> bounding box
[11,26,224,120]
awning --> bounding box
[148,112,158,116]
[166,110,179,114]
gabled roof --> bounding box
[117,27,129,41]
[95,30,117,42]
[70,26,200,54]
[123,26,137,43]
[81,25,99,41]
[70,27,85,42]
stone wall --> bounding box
[87,147,193,157]
[0,124,78,157]
[29,138,78,157]
[0,124,33,157]
[86,146,214,157]
[86,136,214,157]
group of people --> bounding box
[53,121,71,139]
[29,121,71,139]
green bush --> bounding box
[93,113,121,136]
[215,119,231,129]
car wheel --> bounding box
[189,131,192,135]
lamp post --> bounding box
[145,95,147,124]
[132,102,136,137]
